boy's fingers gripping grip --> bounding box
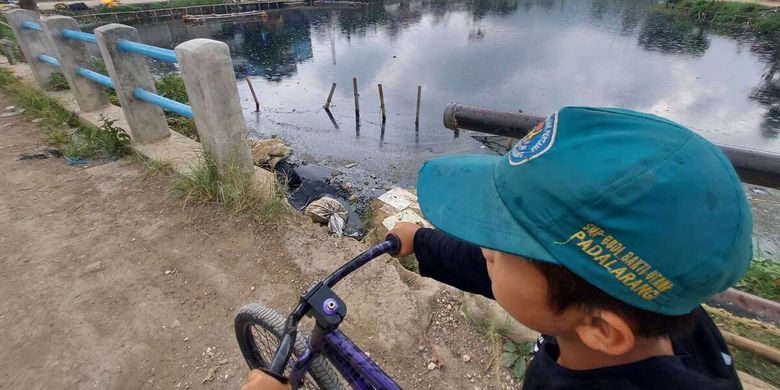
[385,233,401,256]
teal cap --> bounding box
[418,107,753,315]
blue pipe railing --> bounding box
[21,21,42,31]
[62,29,97,44]
[117,40,177,64]
[76,67,114,89]
[18,21,192,119]
[133,88,193,118]
[38,54,61,67]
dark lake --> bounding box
[134,0,780,187]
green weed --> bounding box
[40,128,69,145]
[63,118,131,160]
[49,71,70,91]
[736,248,780,301]
[664,0,780,37]
[134,153,173,177]
[498,340,535,381]
[172,155,288,223]
[155,73,198,140]
[707,307,780,387]
[87,57,120,105]
[0,68,80,145]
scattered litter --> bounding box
[382,209,432,231]
[304,196,348,237]
[31,118,43,123]
[378,187,417,212]
[202,366,218,384]
[183,337,189,342]
[344,163,357,168]
[427,362,437,370]
[164,270,173,275]
[751,187,768,195]
[84,261,102,273]
[251,139,290,169]
[66,157,89,166]
[5,105,14,110]
[250,286,255,291]
[17,152,48,160]
[0,110,24,117]
[462,354,472,363]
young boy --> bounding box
[243,107,751,389]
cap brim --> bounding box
[417,155,557,264]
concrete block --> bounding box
[41,16,108,112]
[4,9,55,88]
[94,23,169,144]
[175,38,252,172]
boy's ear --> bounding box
[574,310,636,356]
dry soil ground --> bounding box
[0,92,515,389]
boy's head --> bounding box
[417,107,752,352]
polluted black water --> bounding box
[131,0,780,229]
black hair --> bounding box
[531,261,696,338]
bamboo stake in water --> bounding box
[323,82,336,109]
[378,83,386,121]
[415,85,422,128]
[245,77,259,112]
[353,77,360,117]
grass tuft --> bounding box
[155,73,198,140]
[62,117,132,160]
[736,247,780,301]
[172,154,288,223]
[663,0,780,37]
[49,71,70,91]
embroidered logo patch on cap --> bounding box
[508,112,557,166]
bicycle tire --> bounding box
[235,302,345,390]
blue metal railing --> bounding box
[117,40,177,64]
[21,21,42,31]
[133,88,193,118]
[62,29,97,44]
[38,54,61,67]
[76,67,114,89]
[18,20,193,120]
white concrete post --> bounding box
[94,23,169,144]
[175,39,252,172]
[41,16,108,112]
[4,9,55,88]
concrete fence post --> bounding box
[175,39,252,172]
[94,23,169,143]
[4,9,55,88]
[41,16,108,112]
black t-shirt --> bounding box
[413,228,742,390]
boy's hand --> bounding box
[241,369,291,390]
[388,222,420,257]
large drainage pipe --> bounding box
[443,102,780,184]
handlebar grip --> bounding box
[385,233,401,256]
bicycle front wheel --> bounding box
[234,302,344,390]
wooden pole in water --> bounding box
[415,85,422,128]
[378,83,386,121]
[246,77,260,112]
[323,82,336,109]
[353,77,360,117]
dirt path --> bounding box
[0,91,511,389]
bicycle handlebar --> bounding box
[266,235,401,377]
